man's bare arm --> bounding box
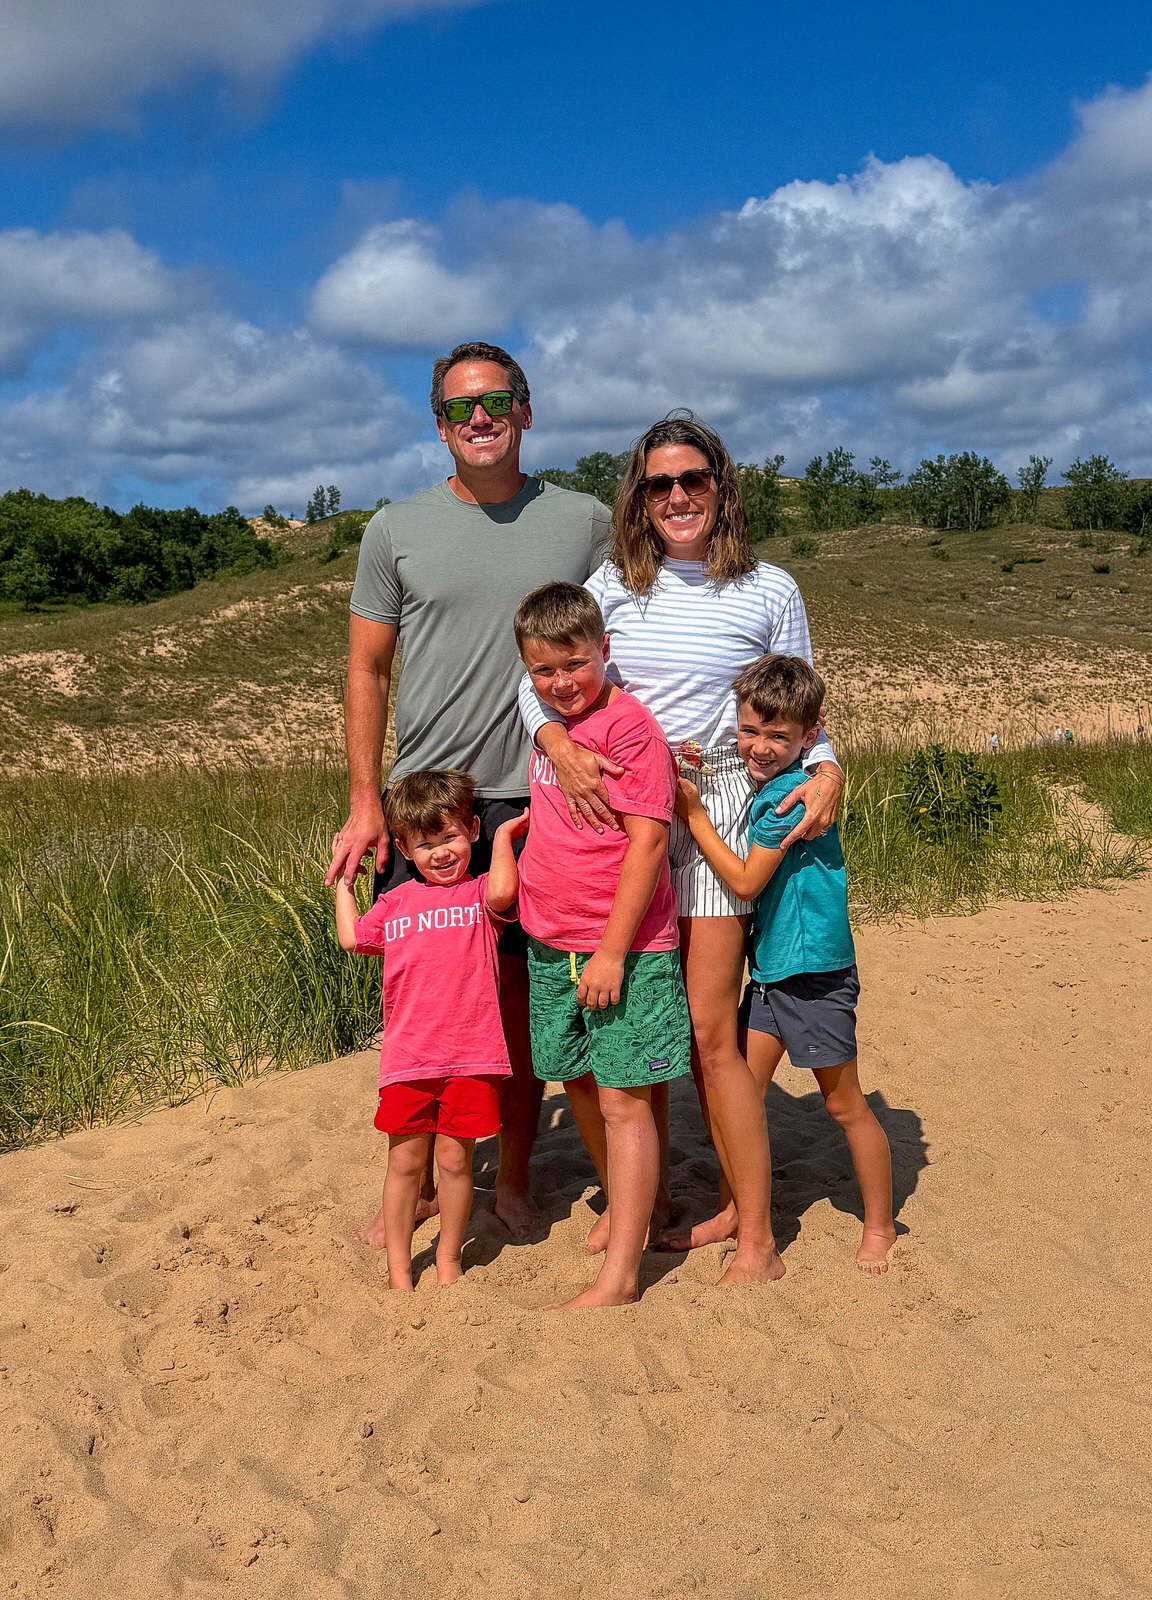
[326,615,398,888]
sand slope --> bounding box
[4,878,1151,1599]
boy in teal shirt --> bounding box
[676,654,896,1275]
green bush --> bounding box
[790,535,820,558]
[898,744,1001,843]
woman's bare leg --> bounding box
[675,915,779,1283]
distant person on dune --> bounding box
[326,341,613,1241]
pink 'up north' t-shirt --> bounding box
[517,690,678,953]
[353,873,511,1088]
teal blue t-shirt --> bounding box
[746,762,855,984]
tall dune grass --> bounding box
[0,745,1146,1150]
[0,761,378,1149]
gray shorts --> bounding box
[738,965,859,1070]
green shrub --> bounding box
[790,535,820,558]
[898,744,1001,843]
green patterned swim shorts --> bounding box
[526,939,691,1090]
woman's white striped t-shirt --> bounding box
[519,557,836,766]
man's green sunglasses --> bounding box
[440,390,515,424]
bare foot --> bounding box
[436,1254,463,1287]
[856,1225,897,1275]
[493,1185,539,1241]
[717,1242,786,1286]
[651,1204,738,1253]
[414,1192,440,1224]
[585,1209,611,1255]
[553,1279,638,1309]
[387,1272,415,1292]
[649,1185,672,1238]
[353,1206,388,1250]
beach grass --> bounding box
[0,760,379,1149]
[1,744,1146,1150]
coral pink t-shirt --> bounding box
[518,690,678,953]
[353,874,511,1088]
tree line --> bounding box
[538,449,1152,539]
[0,490,284,610]
[5,446,1148,612]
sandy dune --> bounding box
[4,876,1151,1599]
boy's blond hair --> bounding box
[514,582,606,652]
[732,654,826,729]
[384,769,476,843]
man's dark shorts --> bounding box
[373,793,529,957]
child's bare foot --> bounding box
[553,1278,638,1309]
[414,1192,440,1224]
[435,1254,463,1287]
[652,1204,738,1252]
[717,1242,786,1286]
[856,1225,897,1274]
[387,1272,415,1292]
[354,1206,388,1250]
[493,1185,539,1241]
[586,1209,611,1255]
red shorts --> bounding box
[373,1074,505,1139]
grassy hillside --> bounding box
[2,512,1149,774]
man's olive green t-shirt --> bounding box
[350,477,612,797]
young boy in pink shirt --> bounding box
[334,769,526,1290]
[514,583,690,1308]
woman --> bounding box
[527,414,843,1284]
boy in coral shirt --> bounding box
[514,583,690,1307]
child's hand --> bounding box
[331,835,368,880]
[674,777,703,820]
[495,806,530,843]
[577,950,624,1010]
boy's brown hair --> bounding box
[514,581,606,652]
[384,769,477,843]
[731,654,826,729]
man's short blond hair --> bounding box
[384,769,476,843]
[514,582,605,652]
[731,654,826,728]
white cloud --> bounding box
[0,316,419,512]
[0,227,187,375]
[8,76,1152,505]
[311,220,513,349]
[0,0,486,133]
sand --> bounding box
[4,876,1151,1599]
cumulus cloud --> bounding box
[311,220,514,349]
[0,227,188,375]
[308,75,1152,474]
[0,0,486,133]
[8,75,1152,505]
[0,316,419,512]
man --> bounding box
[327,341,614,1237]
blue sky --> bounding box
[3,0,1152,513]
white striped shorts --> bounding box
[669,742,756,918]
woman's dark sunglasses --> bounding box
[641,469,715,501]
[440,390,515,424]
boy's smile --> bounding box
[397,814,480,886]
[736,701,820,786]
[521,634,613,719]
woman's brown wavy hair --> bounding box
[610,412,757,596]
